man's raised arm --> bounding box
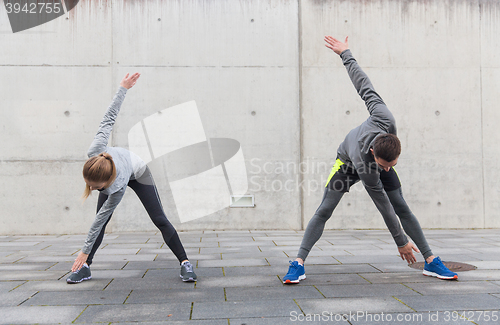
[325,36,394,131]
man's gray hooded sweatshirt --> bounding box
[82,87,146,254]
[335,49,408,248]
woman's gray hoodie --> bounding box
[82,87,146,254]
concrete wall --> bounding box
[0,0,498,235]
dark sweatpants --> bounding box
[86,167,188,266]
[297,162,433,261]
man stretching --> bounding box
[283,36,457,284]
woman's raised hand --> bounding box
[120,72,141,89]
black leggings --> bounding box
[86,167,188,266]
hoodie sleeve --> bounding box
[358,169,408,247]
[87,87,128,158]
[81,186,126,254]
[340,49,396,133]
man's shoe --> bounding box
[180,261,197,282]
[66,265,92,284]
[283,261,306,284]
[423,256,458,280]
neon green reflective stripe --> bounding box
[392,167,400,181]
[325,159,345,187]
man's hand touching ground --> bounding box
[398,242,420,264]
[324,36,349,55]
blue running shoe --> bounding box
[423,256,458,280]
[283,261,306,284]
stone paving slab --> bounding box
[26,289,131,306]
[225,285,324,301]
[75,303,191,323]
[143,267,223,279]
[369,263,423,273]
[102,243,163,249]
[463,253,500,261]
[191,300,301,319]
[404,281,500,295]
[112,321,228,325]
[344,249,407,256]
[315,283,420,298]
[283,249,353,257]
[398,294,500,312]
[328,255,404,264]
[126,288,225,304]
[230,316,351,324]
[348,311,478,324]
[11,255,77,263]
[222,265,287,277]
[0,255,30,263]
[257,245,303,254]
[0,263,55,271]
[0,271,67,281]
[198,258,269,268]
[200,246,262,254]
[0,281,25,292]
[93,248,141,255]
[221,251,289,259]
[454,270,500,281]
[466,261,500,270]
[0,242,41,247]
[219,241,276,247]
[200,236,256,242]
[91,254,158,263]
[0,306,85,324]
[104,278,196,291]
[304,264,382,275]
[252,236,302,241]
[267,256,340,266]
[0,291,37,307]
[137,247,199,254]
[90,269,146,279]
[47,261,128,271]
[12,279,111,292]
[154,253,221,261]
[296,297,413,314]
[101,235,154,242]
[182,242,223,248]
[122,260,185,270]
[358,272,439,284]
[194,275,279,288]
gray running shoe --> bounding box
[66,265,92,284]
[180,261,197,282]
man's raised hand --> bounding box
[325,36,349,55]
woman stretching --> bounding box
[67,73,197,284]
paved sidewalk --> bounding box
[1,229,500,324]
